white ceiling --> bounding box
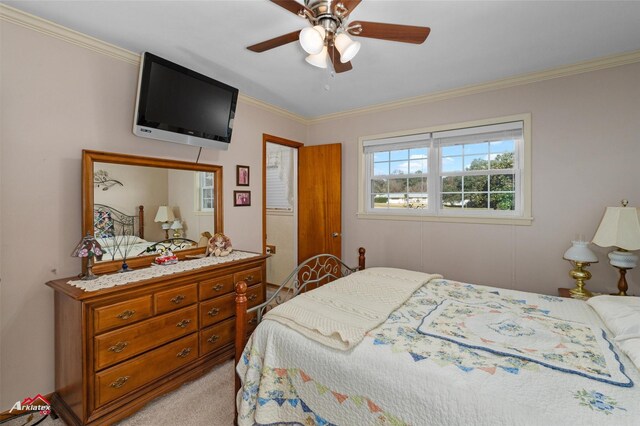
[5,1,640,118]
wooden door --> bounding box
[298,143,342,263]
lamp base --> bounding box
[612,266,630,296]
[568,261,593,298]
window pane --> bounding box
[490,152,514,170]
[442,145,462,156]
[371,178,388,193]
[465,193,488,209]
[374,162,389,176]
[464,175,488,192]
[409,158,428,174]
[408,195,428,209]
[442,176,462,192]
[442,156,463,172]
[464,142,489,155]
[410,147,428,158]
[490,174,515,191]
[464,154,489,171]
[372,195,388,209]
[408,177,427,192]
[388,178,408,193]
[490,193,515,210]
[374,152,389,162]
[388,193,408,208]
[390,149,409,161]
[390,161,408,175]
[490,140,515,153]
[442,193,463,209]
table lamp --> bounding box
[154,206,175,239]
[170,219,183,238]
[71,233,103,280]
[592,200,640,296]
[563,240,598,298]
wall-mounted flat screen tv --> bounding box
[133,52,238,150]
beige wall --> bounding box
[307,62,640,296]
[0,21,306,409]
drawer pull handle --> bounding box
[207,334,220,344]
[170,295,185,304]
[176,319,192,328]
[245,275,254,282]
[177,347,192,358]
[213,283,224,291]
[249,317,258,325]
[248,294,258,301]
[108,341,129,353]
[110,376,130,389]
[208,308,220,317]
[117,310,136,320]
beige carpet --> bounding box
[10,360,235,426]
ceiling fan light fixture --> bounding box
[299,25,326,55]
[305,45,328,68]
[334,33,360,63]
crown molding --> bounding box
[3,3,639,125]
[308,49,640,124]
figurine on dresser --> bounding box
[207,233,233,257]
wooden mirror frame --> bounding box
[82,150,223,274]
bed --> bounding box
[234,249,640,425]
[93,204,196,261]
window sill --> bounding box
[356,212,533,226]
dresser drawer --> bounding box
[246,283,265,309]
[95,333,198,407]
[199,275,234,301]
[94,306,197,371]
[247,311,259,334]
[93,296,153,334]
[234,267,262,287]
[155,283,198,314]
[200,293,235,328]
[199,318,235,356]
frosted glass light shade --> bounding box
[592,206,640,250]
[334,33,361,63]
[154,206,174,223]
[563,241,598,263]
[170,219,183,230]
[305,46,328,68]
[299,25,326,55]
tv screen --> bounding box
[133,52,238,150]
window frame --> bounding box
[194,171,215,213]
[357,114,532,225]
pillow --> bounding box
[587,295,640,370]
[94,209,115,238]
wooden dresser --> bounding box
[46,253,267,425]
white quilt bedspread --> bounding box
[237,278,640,425]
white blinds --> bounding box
[433,121,523,146]
[363,133,430,153]
[266,146,294,211]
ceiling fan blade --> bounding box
[270,0,309,17]
[247,30,301,52]
[335,0,362,16]
[349,21,431,44]
[328,44,353,73]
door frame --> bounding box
[262,134,304,255]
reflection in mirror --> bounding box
[83,150,223,274]
[93,163,215,262]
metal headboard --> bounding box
[94,204,144,239]
[248,251,363,324]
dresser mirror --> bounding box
[82,150,223,274]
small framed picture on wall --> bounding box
[234,190,251,207]
[237,165,250,186]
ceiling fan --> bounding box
[247,0,431,73]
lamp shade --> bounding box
[71,233,103,258]
[170,219,183,230]
[334,33,361,63]
[299,25,325,55]
[305,46,328,68]
[563,241,598,263]
[154,206,175,223]
[592,206,640,250]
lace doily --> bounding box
[68,251,260,292]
